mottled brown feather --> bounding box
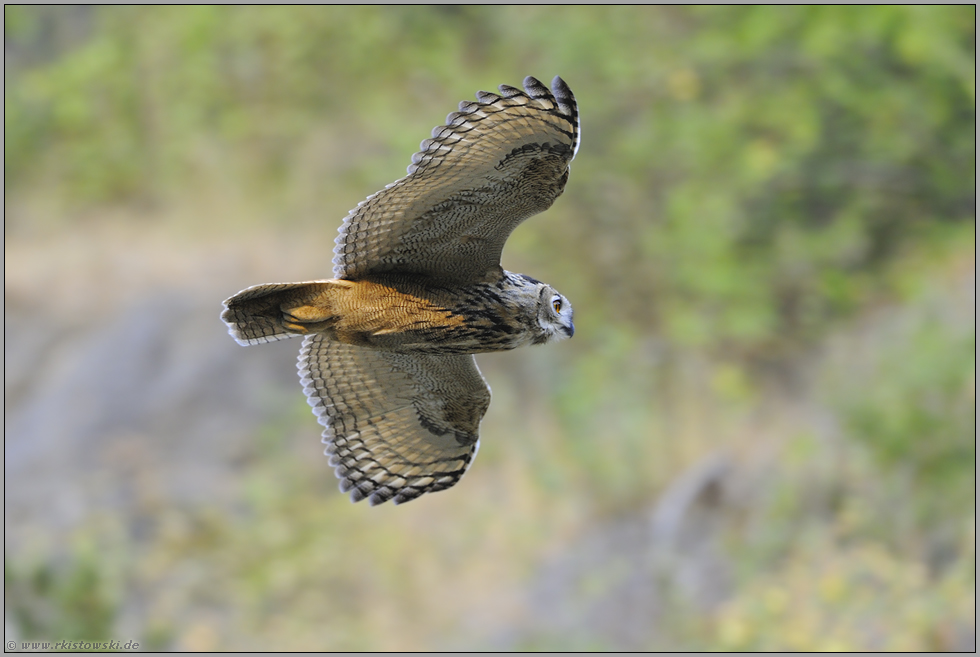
[332,76,579,284]
[299,335,490,505]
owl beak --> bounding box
[563,322,575,338]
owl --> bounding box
[221,76,579,505]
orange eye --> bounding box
[552,299,562,313]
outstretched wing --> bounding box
[333,76,579,284]
[298,334,492,505]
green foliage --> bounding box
[5,554,117,644]
[829,287,976,523]
[564,5,975,352]
[846,326,974,485]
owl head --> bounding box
[535,284,574,343]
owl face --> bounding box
[536,284,575,342]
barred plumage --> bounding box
[221,76,578,505]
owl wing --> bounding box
[333,76,579,284]
[298,334,492,505]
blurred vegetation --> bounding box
[838,315,974,520]
[714,529,975,651]
[4,5,975,651]
[5,553,117,644]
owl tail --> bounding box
[221,280,351,346]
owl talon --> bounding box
[283,305,338,335]
[282,320,309,334]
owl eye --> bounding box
[552,298,562,314]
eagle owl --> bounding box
[221,76,579,505]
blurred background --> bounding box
[4,5,975,651]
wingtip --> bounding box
[549,75,579,158]
[521,75,549,98]
[551,75,572,100]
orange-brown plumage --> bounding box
[224,277,464,347]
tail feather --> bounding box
[221,280,341,346]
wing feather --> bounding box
[298,335,491,505]
[332,76,580,284]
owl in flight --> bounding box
[222,76,579,505]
